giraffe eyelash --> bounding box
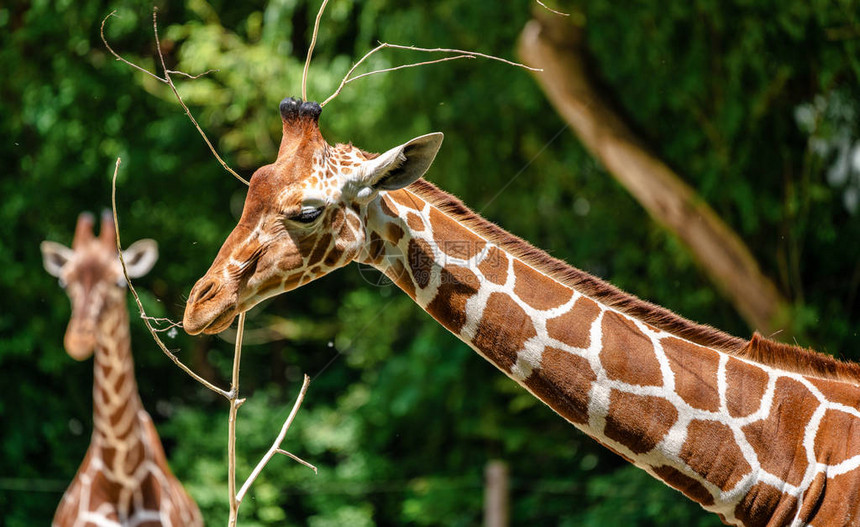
[289,207,324,224]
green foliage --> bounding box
[1,0,857,525]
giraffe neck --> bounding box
[355,183,860,526]
[54,292,203,525]
[89,292,148,484]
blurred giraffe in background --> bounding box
[183,98,860,526]
[42,212,202,527]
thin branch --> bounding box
[100,11,165,82]
[535,0,570,17]
[142,315,183,333]
[166,68,220,80]
[303,0,330,101]
[227,312,246,527]
[321,42,541,107]
[111,157,231,399]
[100,10,248,186]
[344,55,475,85]
[380,43,541,70]
[150,9,248,187]
[276,449,318,474]
[321,43,386,106]
[236,374,314,504]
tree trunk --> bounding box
[518,13,792,337]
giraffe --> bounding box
[183,97,860,526]
[41,211,203,527]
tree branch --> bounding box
[303,0,330,102]
[534,0,570,17]
[518,14,793,336]
[322,43,540,107]
[100,10,248,186]
[236,374,315,504]
[111,157,232,399]
[113,156,315,526]
[227,312,245,527]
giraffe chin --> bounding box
[183,306,238,335]
[204,309,238,334]
[64,339,95,361]
[64,328,96,361]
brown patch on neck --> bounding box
[403,179,860,385]
[734,482,799,527]
[384,223,404,245]
[600,311,662,387]
[472,292,537,373]
[651,465,715,506]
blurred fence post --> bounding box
[484,460,509,527]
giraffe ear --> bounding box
[41,241,74,277]
[358,132,444,193]
[122,239,159,278]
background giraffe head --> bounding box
[183,97,443,335]
[41,211,158,360]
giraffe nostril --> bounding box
[194,279,219,304]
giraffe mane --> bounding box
[406,178,860,385]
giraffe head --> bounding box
[41,211,158,360]
[183,97,442,335]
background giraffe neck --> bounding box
[54,292,202,527]
[89,294,147,482]
[357,184,860,525]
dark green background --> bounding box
[2,0,858,525]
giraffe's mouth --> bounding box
[183,274,241,335]
[64,328,96,360]
[183,302,238,335]
[203,307,239,335]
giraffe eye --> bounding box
[291,207,324,224]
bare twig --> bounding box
[303,0,330,101]
[100,10,248,186]
[166,68,220,80]
[227,312,246,527]
[321,42,541,107]
[113,158,315,524]
[535,0,570,17]
[224,316,315,525]
[100,12,164,82]
[142,315,183,332]
[275,448,318,474]
[106,8,319,523]
[344,55,475,84]
[236,375,315,504]
[380,43,541,71]
[111,157,231,399]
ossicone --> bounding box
[72,211,96,249]
[279,97,322,123]
[99,209,117,249]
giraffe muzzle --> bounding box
[183,275,239,335]
[64,322,96,360]
[190,278,221,305]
